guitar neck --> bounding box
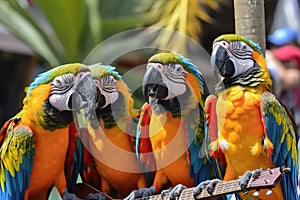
[147,180,241,200]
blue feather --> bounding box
[261,92,298,200]
[177,54,207,97]
[28,69,53,91]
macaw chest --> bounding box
[92,125,143,173]
[149,113,188,166]
[27,127,69,194]
[216,88,265,155]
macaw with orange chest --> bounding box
[0,63,97,200]
[67,64,151,199]
[201,34,299,200]
[126,53,226,200]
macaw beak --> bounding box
[95,88,106,109]
[211,44,235,78]
[72,72,99,129]
[142,67,168,103]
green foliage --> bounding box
[0,0,145,67]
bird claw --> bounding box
[160,187,172,198]
[239,169,262,194]
[86,193,107,200]
[193,179,222,198]
[123,186,156,200]
[61,189,82,200]
[164,184,187,200]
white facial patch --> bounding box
[49,73,75,111]
[228,41,255,78]
[148,63,189,100]
[94,75,119,108]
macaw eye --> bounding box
[55,79,62,86]
[175,65,183,73]
[52,73,74,88]
[242,45,247,51]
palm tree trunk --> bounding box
[234,0,266,54]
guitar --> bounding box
[73,167,289,200]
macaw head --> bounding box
[88,64,137,128]
[143,52,209,116]
[210,34,272,92]
[23,63,97,130]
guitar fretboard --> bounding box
[146,180,241,200]
[143,169,280,200]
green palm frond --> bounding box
[0,0,145,68]
[141,0,223,53]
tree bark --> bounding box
[234,0,266,54]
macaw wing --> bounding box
[187,100,219,185]
[203,95,227,179]
[0,118,35,200]
[260,92,299,200]
[135,103,156,182]
[128,116,139,151]
[65,122,101,192]
[79,127,102,189]
[65,122,83,191]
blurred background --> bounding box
[0,0,299,126]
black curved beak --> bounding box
[211,45,235,78]
[72,73,99,129]
[142,67,168,103]
[95,88,106,109]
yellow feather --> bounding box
[228,143,237,155]
[0,178,4,192]
[250,142,263,156]
[209,140,219,151]
[225,101,234,114]
[233,123,242,134]
[228,131,240,144]
[263,137,274,158]
[244,92,258,107]
[291,142,298,164]
[3,156,15,177]
[224,119,236,130]
[232,106,243,117]
[228,86,244,101]
[286,134,292,151]
[221,129,229,138]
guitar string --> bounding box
[134,170,278,200]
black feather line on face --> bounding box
[215,63,262,93]
[154,86,192,118]
[96,92,126,129]
[42,100,73,131]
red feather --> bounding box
[138,104,156,172]
[206,96,227,167]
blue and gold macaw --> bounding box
[66,64,151,199]
[126,53,224,199]
[202,34,299,200]
[0,63,96,200]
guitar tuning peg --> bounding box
[253,191,260,197]
[266,189,272,196]
[268,169,274,174]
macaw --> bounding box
[126,52,225,199]
[202,34,299,200]
[66,64,151,199]
[0,63,97,200]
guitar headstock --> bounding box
[247,167,289,191]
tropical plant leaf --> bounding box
[0,0,61,66]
